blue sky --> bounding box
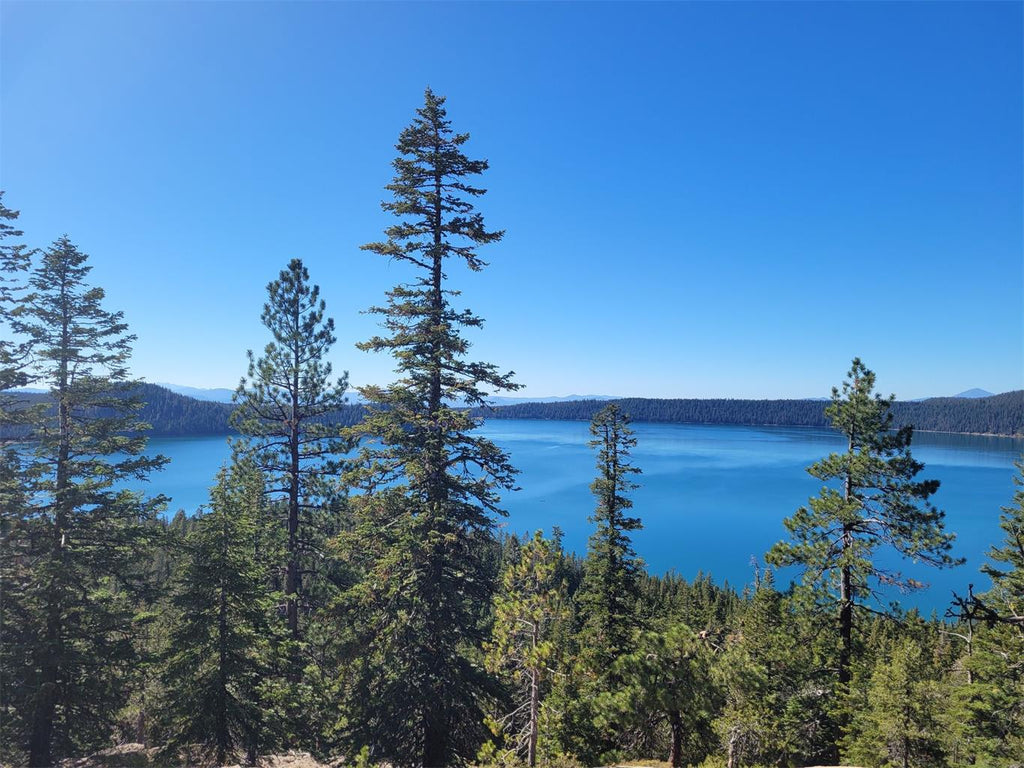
[2,1,1021,399]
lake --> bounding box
[139,420,1023,612]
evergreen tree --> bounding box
[596,623,717,767]
[714,571,835,768]
[766,358,960,746]
[545,404,644,764]
[845,637,947,768]
[483,530,568,767]
[339,87,518,767]
[12,237,166,766]
[231,258,352,646]
[577,403,643,669]
[0,193,34,764]
[159,459,282,765]
[0,192,33,398]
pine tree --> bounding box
[339,87,518,767]
[12,237,166,766]
[596,623,716,768]
[766,358,960,747]
[578,403,643,670]
[159,458,282,765]
[231,258,352,647]
[483,531,568,767]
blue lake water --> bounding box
[139,421,1023,612]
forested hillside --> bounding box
[4,382,366,437]
[479,390,1024,436]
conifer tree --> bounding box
[578,403,644,668]
[0,192,33,399]
[714,571,834,768]
[483,530,568,767]
[596,623,716,768]
[766,358,960,737]
[159,459,282,765]
[0,194,34,763]
[545,405,644,764]
[12,237,165,766]
[339,87,518,767]
[231,258,352,646]
[845,637,947,768]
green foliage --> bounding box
[5,237,166,766]
[947,459,1024,764]
[597,623,717,767]
[845,637,947,768]
[484,530,569,766]
[714,571,836,768]
[766,357,961,733]
[158,459,283,764]
[337,88,518,767]
[232,257,353,646]
[478,392,1024,437]
[544,405,646,765]
[577,404,644,670]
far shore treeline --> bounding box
[4,384,1021,438]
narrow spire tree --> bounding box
[767,358,960,747]
[231,258,352,646]
[340,88,519,766]
[578,403,644,668]
[14,237,166,766]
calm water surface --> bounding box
[140,421,1023,611]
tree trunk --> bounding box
[668,710,684,768]
[528,631,539,767]
[726,729,738,768]
[217,538,230,766]
[286,331,301,642]
[30,323,72,768]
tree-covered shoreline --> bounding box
[4,387,1020,440]
[476,392,1024,438]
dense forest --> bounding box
[5,383,366,438]
[477,392,1024,437]
[5,386,1019,441]
[1,90,1022,768]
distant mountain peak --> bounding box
[155,383,236,403]
[953,388,994,399]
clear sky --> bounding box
[2,1,1021,400]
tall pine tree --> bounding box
[13,237,166,766]
[766,358,960,757]
[578,403,644,669]
[231,258,352,646]
[339,87,518,767]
